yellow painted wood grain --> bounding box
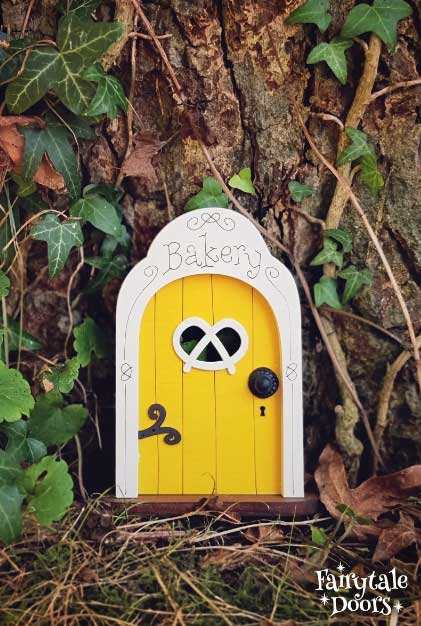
[182,275,216,494]
[138,275,282,496]
[138,295,158,494]
[213,275,256,494]
[155,281,183,494]
[252,288,282,494]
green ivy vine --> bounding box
[0,0,127,543]
[0,0,414,542]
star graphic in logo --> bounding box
[320,594,329,606]
[337,562,345,573]
[394,601,403,613]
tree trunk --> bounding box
[2,0,421,485]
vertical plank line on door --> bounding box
[181,278,185,494]
[252,289,257,494]
[211,274,217,495]
[154,294,159,491]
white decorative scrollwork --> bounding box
[173,317,248,374]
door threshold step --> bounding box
[113,493,320,516]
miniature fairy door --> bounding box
[116,207,303,499]
[138,274,282,495]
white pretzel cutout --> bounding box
[173,317,249,375]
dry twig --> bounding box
[20,0,37,37]
[129,0,382,463]
[115,14,138,188]
[375,335,421,470]
[371,78,421,101]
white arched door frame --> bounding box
[116,208,304,498]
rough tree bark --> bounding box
[2,0,420,486]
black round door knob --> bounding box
[248,368,279,398]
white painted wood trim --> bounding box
[116,208,304,498]
[173,316,249,374]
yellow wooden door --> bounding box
[138,275,282,495]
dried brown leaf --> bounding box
[205,495,242,522]
[42,375,55,394]
[315,445,421,539]
[284,559,317,584]
[373,513,419,562]
[180,107,217,146]
[121,131,163,184]
[243,524,284,544]
[0,115,45,128]
[0,116,64,190]
[33,155,65,190]
[200,544,246,570]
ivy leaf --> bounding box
[56,14,122,66]
[288,181,314,202]
[0,42,20,83]
[10,173,37,198]
[31,214,84,277]
[0,271,10,298]
[307,38,353,85]
[21,456,73,526]
[0,485,23,544]
[38,123,80,199]
[70,195,122,236]
[0,361,34,423]
[0,450,22,486]
[59,0,102,17]
[0,318,43,355]
[73,317,108,366]
[1,421,46,464]
[28,391,87,446]
[336,129,384,195]
[83,183,122,205]
[338,265,372,303]
[85,254,128,292]
[360,150,384,196]
[323,228,352,253]
[82,64,127,119]
[285,0,332,33]
[311,526,328,546]
[58,110,96,139]
[54,63,96,115]
[337,128,372,166]
[228,167,256,195]
[336,503,356,518]
[44,357,80,394]
[310,239,343,268]
[55,15,124,114]
[184,177,229,211]
[314,276,343,309]
[20,123,81,200]
[5,47,61,114]
[5,16,123,114]
[341,0,412,51]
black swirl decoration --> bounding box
[265,266,280,283]
[138,404,181,445]
[144,264,159,283]
[120,362,133,382]
[187,211,235,232]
